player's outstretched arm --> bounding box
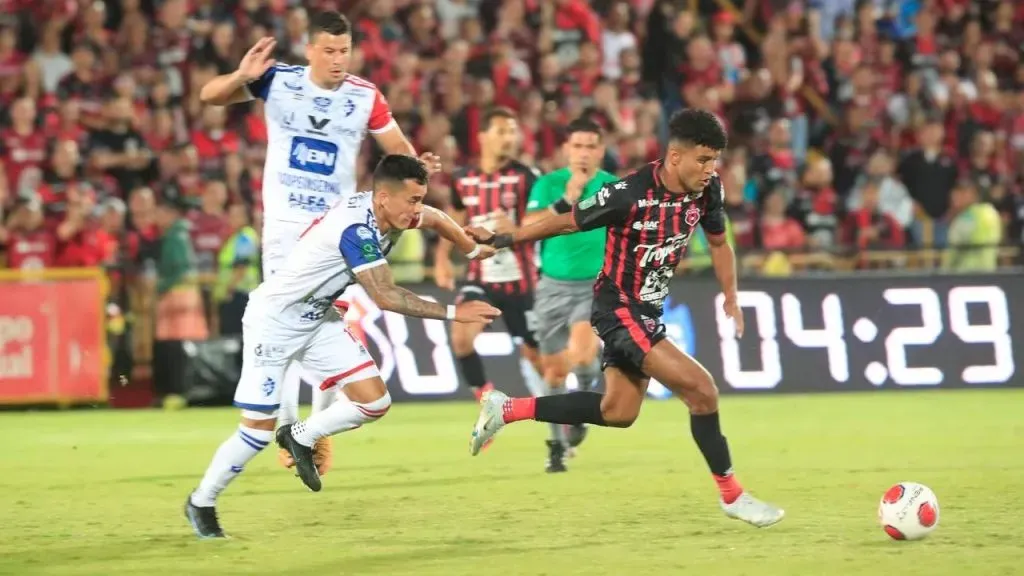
[200,37,276,105]
[355,264,501,323]
[466,211,580,249]
[419,206,496,261]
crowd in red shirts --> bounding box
[0,0,1022,275]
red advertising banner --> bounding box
[0,269,107,405]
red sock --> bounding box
[502,397,536,423]
[714,473,743,504]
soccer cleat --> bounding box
[184,494,226,539]
[472,382,495,402]
[720,492,785,528]
[470,389,508,455]
[545,440,567,473]
[277,437,333,476]
[276,424,322,492]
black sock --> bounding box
[458,352,487,390]
[535,391,606,426]
[690,412,733,476]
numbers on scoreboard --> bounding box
[883,288,943,386]
[781,293,850,383]
[716,291,782,390]
[947,286,1014,384]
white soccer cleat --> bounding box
[470,390,508,456]
[720,492,785,528]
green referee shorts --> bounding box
[533,276,595,355]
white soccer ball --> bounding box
[878,482,940,541]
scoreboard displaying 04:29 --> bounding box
[668,273,1024,392]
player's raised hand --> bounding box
[454,301,502,324]
[463,225,496,244]
[723,296,745,338]
[418,152,442,175]
[237,37,277,82]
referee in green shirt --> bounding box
[525,117,618,472]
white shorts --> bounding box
[233,315,379,412]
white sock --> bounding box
[520,357,548,397]
[191,425,273,507]
[277,361,304,427]
[292,392,392,447]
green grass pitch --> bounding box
[1,389,1022,576]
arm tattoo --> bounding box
[355,263,447,320]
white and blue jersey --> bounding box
[246,190,411,332]
[242,64,395,276]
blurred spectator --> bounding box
[1,97,47,198]
[943,181,1003,271]
[1,197,53,269]
[189,180,230,274]
[53,183,103,267]
[88,97,154,194]
[841,179,907,251]
[846,150,914,229]
[899,116,958,244]
[32,22,72,95]
[758,187,806,250]
[789,157,840,248]
[212,203,258,336]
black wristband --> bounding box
[551,198,573,214]
[492,233,514,249]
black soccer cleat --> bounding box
[545,440,567,473]
[567,424,588,449]
[276,424,322,492]
[184,494,226,539]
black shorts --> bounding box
[456,283,538,348]
[591,288,666,378]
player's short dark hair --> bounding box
[667,109,728,151]
[565,117,603,141]
[310,11,351,37]
[374,154,429,189]
[480,106,517,132]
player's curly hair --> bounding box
[667,109,728,151]
[374,154,429,187]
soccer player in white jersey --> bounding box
[198,11,440,475]
[185,156,499,538]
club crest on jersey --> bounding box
[289,137,338,175]
[313,97,332,113]
[685,204,701,227]
[342,98,356,117]
[262,378,276,397]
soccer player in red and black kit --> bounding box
[465,109,784,527]
[434,106,548,424]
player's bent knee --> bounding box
[599,396,640,428]
[450,325,477,357]
[354,391,392,424]
[683,378,719,414]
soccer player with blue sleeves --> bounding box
[184,156,499,538]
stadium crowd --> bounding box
[0,0,1022,281]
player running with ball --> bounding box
[524,117,618,472]
[198,11,440,477]
[465,109,784,527]
[185,156,499,538]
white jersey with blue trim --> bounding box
[244,63,395,234]
[247,190,401,331]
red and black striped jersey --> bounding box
[572,160,726,313]
[450,160,541,295]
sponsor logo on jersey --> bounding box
[634,232,691,268]
[284,80,303,91]
[356,226,374,240]
[277,173,341,194]
[632,220,660,231]
[288,192,332,212]
[289,137,338,175]
[638,198,659,208]
[312,96,331,113]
